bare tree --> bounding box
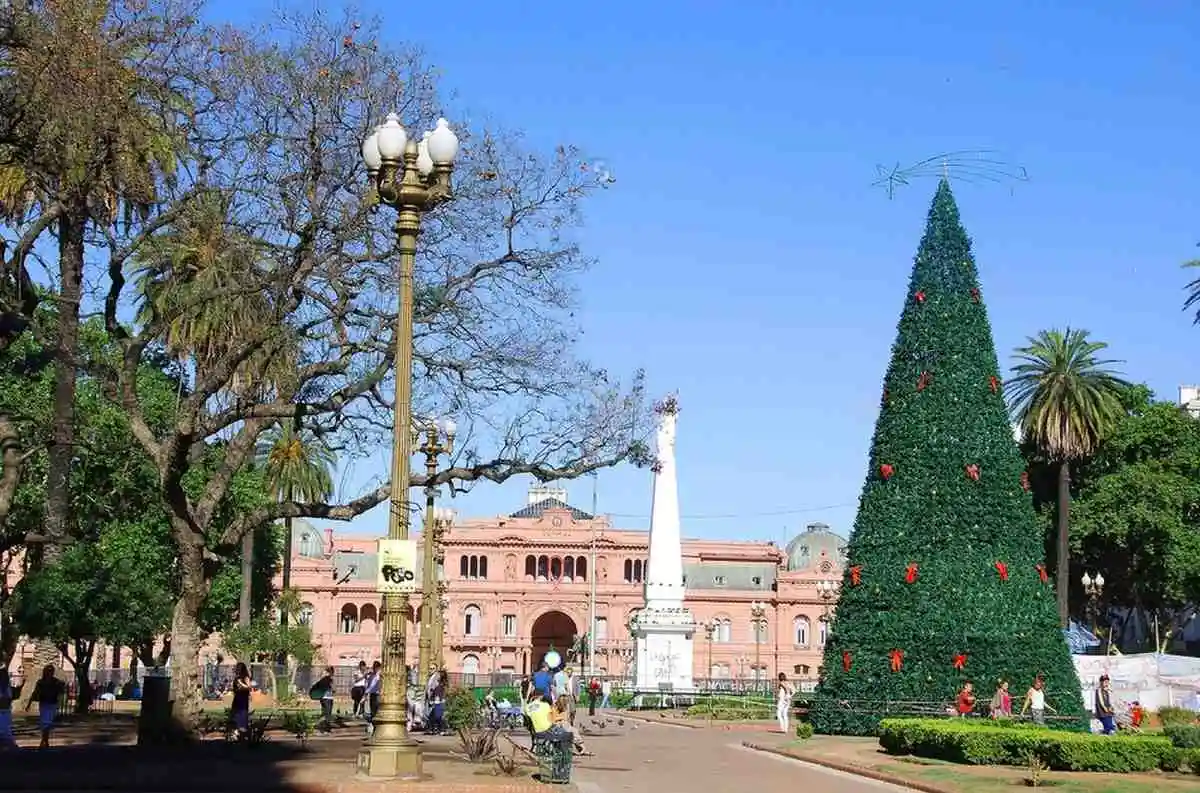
[97,9,651,725]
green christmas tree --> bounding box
[811,181,1085,736]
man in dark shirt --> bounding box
[532,663,552,701]
[25,665,65,748]
[1094,675,1116,734]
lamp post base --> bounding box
[356,742,423,780]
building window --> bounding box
[525,555,536,579]
[298,603,314,626]
[537,555,549,581]
[462,654,480,675]
[502,614,517,637]
[563,556,575,582]
[464,605,482,637]
[793,616,811,647]
[299,532,318,557]
[751,576,761,585]
[550,557,562,580]
[595,617,608,641]
[624,559,645,583]
[461,555,488,580]
[819,620,828,646]
[712,618,732,643]
[713,575,727,587]
[576,556,587,581]
[339,604,359,634]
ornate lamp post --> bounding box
[1082,571,1105,635]
[417,417,456,687]
[750,600,768,689]
[358,113,459,779]
[702,620,715,691]
[433,590,450,670]
[817,579,837,621]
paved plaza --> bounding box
[0,711,901,793]
[571,719,898,793]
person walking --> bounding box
[775,673,794,734]
[351,661,368,718]
[1094,675,1117,735]
[600,678,612,709]
[1020,675,1055,725]
[310,666,336,732]
[230,663,252,740]
[989,680,1012,718]
[364,661,382,735]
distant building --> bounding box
[283,487,846,685]
[1180,385,1200,418]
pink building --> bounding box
[285,486,846,687]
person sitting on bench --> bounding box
[524,690,590,756]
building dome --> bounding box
[785,522,846,572]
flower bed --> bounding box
[878,718,1179,773]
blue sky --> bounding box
[211,0,1200,543]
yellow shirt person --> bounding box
[525,698,554,734]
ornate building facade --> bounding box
[286,485,846,687]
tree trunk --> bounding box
[1056,460,1071,627]
[23,209,86,705]
[280,515,293,627]
[239,528,254,627]
[71,639,94,714]
[169,541,209,731]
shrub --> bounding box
[445,688,480,732]
[1158,706,1197,728]
[1188,749,1200,775]
[878,718,1175,773]
[1159,747,1185,772]
[795,722,814,740]
[608,691,634,709]
[279,709,317,745]
[1165,724,1200,749]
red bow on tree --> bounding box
[842,651,853,673]
[953,654,967,670]
[917,371,931,392]
[989,375,1000,393]
[965,464,980,481]
[1020,471,1031,492]
[914,290,926,303]
[1036,564,1049,584]
[995,561,1009,581]
[880,464,895,481]
[849,566,862,586]
[904,563,918,584]
[970,287,980,302]
[889,649,904,672]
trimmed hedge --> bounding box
[878,718,1175,773]
[1165,724,1200,749]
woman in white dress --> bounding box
[775,673,795,734]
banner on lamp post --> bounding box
[377,539,418,593]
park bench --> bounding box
[522,713,573,785]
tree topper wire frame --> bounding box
[872,150,1029,199]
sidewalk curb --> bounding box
[741,742,954,793]
[615,713,704,730]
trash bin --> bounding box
[137,673,172,745]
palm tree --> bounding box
[256,422,335,626]
[1006,328,1130,626]
[132,193,299,627]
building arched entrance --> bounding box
[530,610,577,672]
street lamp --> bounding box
[433,588,450,671]
[417,418,456,687]
[702,620,715,691]
[750,600,768,689]
[816,579,837,622]
[358,112,459,780]
[1082,571,1105,634]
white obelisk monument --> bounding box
[630,394,696,695]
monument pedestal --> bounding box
[631,608,696,695]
